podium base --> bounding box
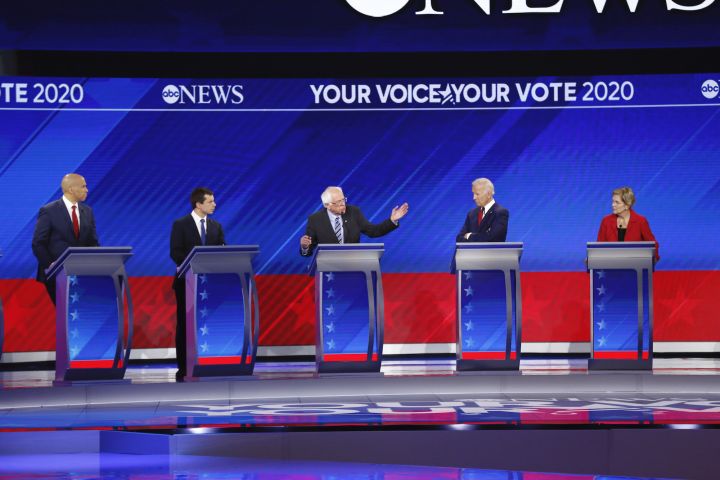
[317,360,381,374]
[191,364,256,378]
[53,378,130,387]
[457,359,520,371]
[589,359,653,371]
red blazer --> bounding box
[597,211,659,261]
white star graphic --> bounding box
[596,270,605,279]
[199,275,208,284]
[464,303,473,314]
[464,285,474,297]
[70,328,79,339]
[70,292,80,303]
[326,321,335,333]
[325,272,334,282]
[201,342,209,353]
[465,337,475,348]
[596,319,606,331]
[200,307,209,318]
[70,310,79,321]
[326,288,335,298]
[464,271,473,280]
[200,324,209,336]
[596,285,606,296]
[326,305,335,316]
[70,346,79,357]
[69,275,78,286]
[327,339,336,350]
[464,320,474,331]
[199,290,208,301]
[596,302,606,313]
[598,336,607,347]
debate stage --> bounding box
[1,358,719,479]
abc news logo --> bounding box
[701,79,720,99]
[162,84,244,105]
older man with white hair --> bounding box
[456,178,509,242]
[300,186,409,256]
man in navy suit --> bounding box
[299,186,409,256]
[456,178,509,242]
[170,187,226,381]
[32,173,100,304]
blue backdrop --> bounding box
[1,73,719,278]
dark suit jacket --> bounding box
[170,214,226,269]
[456,202,509,243]
[31,199,100,282]
[597,211,660,261]
[301,204,398,256]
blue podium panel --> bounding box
[587,242,654,370]
[66,275,120,367]
[310,244,384,374]
[178,245,260,379]
[318,271,375,362]
[47,247,133,382]
[194,273,246,365]
[453,243,523,371]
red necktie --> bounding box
[477,206,485,225]
[71,205,80,239]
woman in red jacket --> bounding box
[597,187,659,262]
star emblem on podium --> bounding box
[199,275,207,284]
[464,285,474,297]
[464,303,473,314]
[325,305,335,316]
[598,336,607,347]
[326,321,335,333]
[70,346,80,357]
[70,328,79,339]
[200,342,209,353]
[596,302,606,313]
[200,307,209,318]
[200,324,209,336]
[596,285,606,296]
[596,319,606,331]
[326,339,335,350]
[465,337,475,348]
[596,270,605,279]
[326,288,335,298]
[464,320,474,331]
[464,271,473,280]
[70,310,79,321]
[199,290,208,301]
[325,272,334,282]
[69,275,78,286]
[70,292,80,303]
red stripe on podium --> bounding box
[593,351,650,360]
[462,352,516,360]
[324,353,378,362]
[197,356,242,365]
[69,359,121,369]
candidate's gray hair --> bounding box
[321,186,344,206]
[472,177,494,195]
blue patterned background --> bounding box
[1,74,719,278]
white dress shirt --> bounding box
[62,195,80,228]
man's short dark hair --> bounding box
[190,187,213,210]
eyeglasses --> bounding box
[329,197,348,206]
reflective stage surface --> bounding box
[0,454,672,480]
[0,359,718,479]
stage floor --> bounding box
[1,358,719,478]
[1,358,720,430]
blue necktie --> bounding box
[334,216,343,243]
[200,218,206,245]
